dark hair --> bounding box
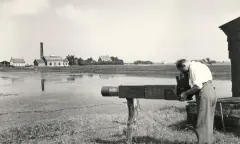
[175,59,187,69]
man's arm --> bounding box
[179,85,200,101]
[180,64,202,101]
[185,85,201,96]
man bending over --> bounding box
[176,59,217,144]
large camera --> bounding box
[176,73,193,100]
[101,72,193,101]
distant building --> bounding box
[33,59,45,67]
[0,61,10,66]
[43,55,69,67]
[10,57,25,67]
[63,59,69,66]
[33,42,69,67]
[99,55,112,62]
[34,55,69,67]
[43,55,63,66]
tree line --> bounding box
[132,58,218,65]
[66,55,157,66]
[195,58,217,65]
[133,60,154,64]
[66,55,124,66]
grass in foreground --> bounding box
[0,106,239,144]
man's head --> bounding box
[175,59,190,73]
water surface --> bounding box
[0,72,232,98]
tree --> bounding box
[66,55,124,65]
[204,58,217,65]
[77,58,84,65]
[66,55,77,66]
[86,57,95,65]
[97,58,103,65]
[74,58,78,65]
[209,60,217,65]
[206,58,210,63]
[134,60,153,65]
[109,56,124,65]
[92,60,97,64]
[119,59,124,65]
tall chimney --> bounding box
[40,42,43,59]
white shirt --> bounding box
[188,61,213,89]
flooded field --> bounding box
[0,72,231,127]
[0,72,235,143]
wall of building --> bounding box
[10,62,25,67]
[38,63,45,67]
[63,62,69,66]
[46,61,65,67]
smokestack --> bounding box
[40,42,43,59]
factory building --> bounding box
[33,42,69,67]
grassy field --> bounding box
[0,64,232,80]
[0,105,239,144]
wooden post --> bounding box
[219,102,226,132]
[133,99,139,123]
[126,98,135,144]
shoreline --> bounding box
[0,64,231,80]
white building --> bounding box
[42,55,67,67]
[10,57,25,67]
[99,55,112,62]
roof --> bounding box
[43,56,63,62]
[63,59,69,62]
[10,58,25,63]
[34,59,45,64]
[99,55,112,61]
[219,17,240,28]
[219,17,240,35]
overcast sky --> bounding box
[0,0,240,64]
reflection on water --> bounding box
[41,79,45,91]
[0,72,232,98]
[69,74,83,78]
[1,76,21,84]
[11,78,17,83]
[38,73,119,92]
[67,77,75,81]
[98,74,114,79]
[1,76,9,80]
[88,74,94,78]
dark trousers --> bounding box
[195,81,217,144]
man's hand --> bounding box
[179,92,188,101]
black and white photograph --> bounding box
[0,0,240,143]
